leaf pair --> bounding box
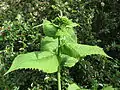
[5,35,110,75]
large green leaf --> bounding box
[61,54,79,67]
[41,36,58,52]
[43,20,58,37]
[61,43,110,58]
[4,51,59,75]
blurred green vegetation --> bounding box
[0,0,120,90]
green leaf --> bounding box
[56,27,77,43]
[102,86,115,90]
[60,16,73,25]
[66,23,79,28]
[63,27,77,43]
[68,83,80,90]
[61,54,79,67]
[53,16,78,27]
[41,36,58,52]
[68,83,88,90]
[4,51,59,75]
[61,43,110,58]
[43,20,58,37]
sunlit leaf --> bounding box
[5,51,59,75]
[62,43,110,58]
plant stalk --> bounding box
[57,65,61,90]
[57,9,63,90]
[57,36,61,90]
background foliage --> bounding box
[0,0,120,89]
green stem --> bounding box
[57,65,61,90]
[57,36,61,90]
[57,9,63,89]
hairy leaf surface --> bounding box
[61,43,110,58]
[5,51,59,75]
